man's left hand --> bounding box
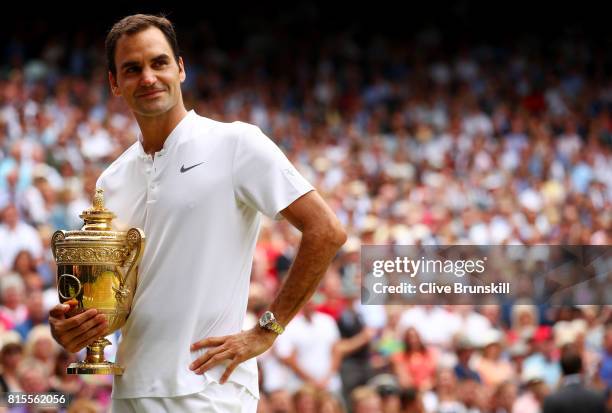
[190,327,276,384]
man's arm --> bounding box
[267,191,347,326]
[189,191,346,383]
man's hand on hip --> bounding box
[190,327,277,384]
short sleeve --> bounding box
[233,124,314,219]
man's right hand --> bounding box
[49,299,108,353]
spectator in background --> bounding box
[23,324,59,376]
[543,345,606,413]
[507,304,548,345]
[398,306,461,349]
[0,168,20,212]
[0,342,23,392]
[458,378,486,413]
[293,384,317,413]
[368,374,402,413]
[401,388,425,413]
[578,306,607,354]
[512,377,549,413]
[453,335,481,383]
[336,293,377,403]
[522,328,561,389]
[11,249,45,294]
[33,223,56,287]
[276,299,343,394]
[14,289,47,339]
[391,327,437,391]
[317,390,344,413]
[400,387,425,413]
[20,175,53,227]
[0,204,42,271]
[351,386,383,413]
[375,307,404,367]
[476,330,516,388]
[0,273,28,330]
[15,358,53,396]
[489,381,517,413]
[317,269,349,321]
[422,368,465,413]
[267,389,294,413]
[455,306,492,347]
[599,325,612,388]
[508,341,530,387]
[49,350,83,396]
[11,249,37,279]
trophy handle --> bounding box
[58,274,83,300]
[51,230,67,261]
[121,228,145,287]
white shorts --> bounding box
[110,381,258,413]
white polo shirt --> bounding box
[96,110,313,399]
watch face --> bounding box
[260,311,272,326]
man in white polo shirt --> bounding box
[48,14,347,412]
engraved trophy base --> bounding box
[67,361,124,375]
[67,338,124,375]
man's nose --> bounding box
[140,67,156,86]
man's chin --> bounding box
[133,103,172,117]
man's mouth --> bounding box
[137,89,165,98]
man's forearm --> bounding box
[269,228,345,327]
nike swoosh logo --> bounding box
[180,161,205,173]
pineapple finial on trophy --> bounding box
[93,188,105,211]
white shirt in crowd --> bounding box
[0,221,43,271]
[398,306,462,348]
[274,311,342,393]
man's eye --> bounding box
[126,67,139,73]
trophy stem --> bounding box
[85,338,111,364]
[67,338,124,375]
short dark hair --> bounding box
[560,345,583,375]
[1,342,23,356]
[400,387,419,409]
[105,14,180,76]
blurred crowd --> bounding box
[0,17,610,413]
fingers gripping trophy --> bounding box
[51,189,144,375]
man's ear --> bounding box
[108,71,121,97]
[178,57,186,83]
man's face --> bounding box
[2,205,18,227]
[109,27,185,117]
[355,396,382,413]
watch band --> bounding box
[266,320,285,335]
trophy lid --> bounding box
[79,189,116,231]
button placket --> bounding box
[149,151,165,196]
[143,156,156,204]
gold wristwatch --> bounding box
[259,311,284,335]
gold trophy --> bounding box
[51,189,144,375]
